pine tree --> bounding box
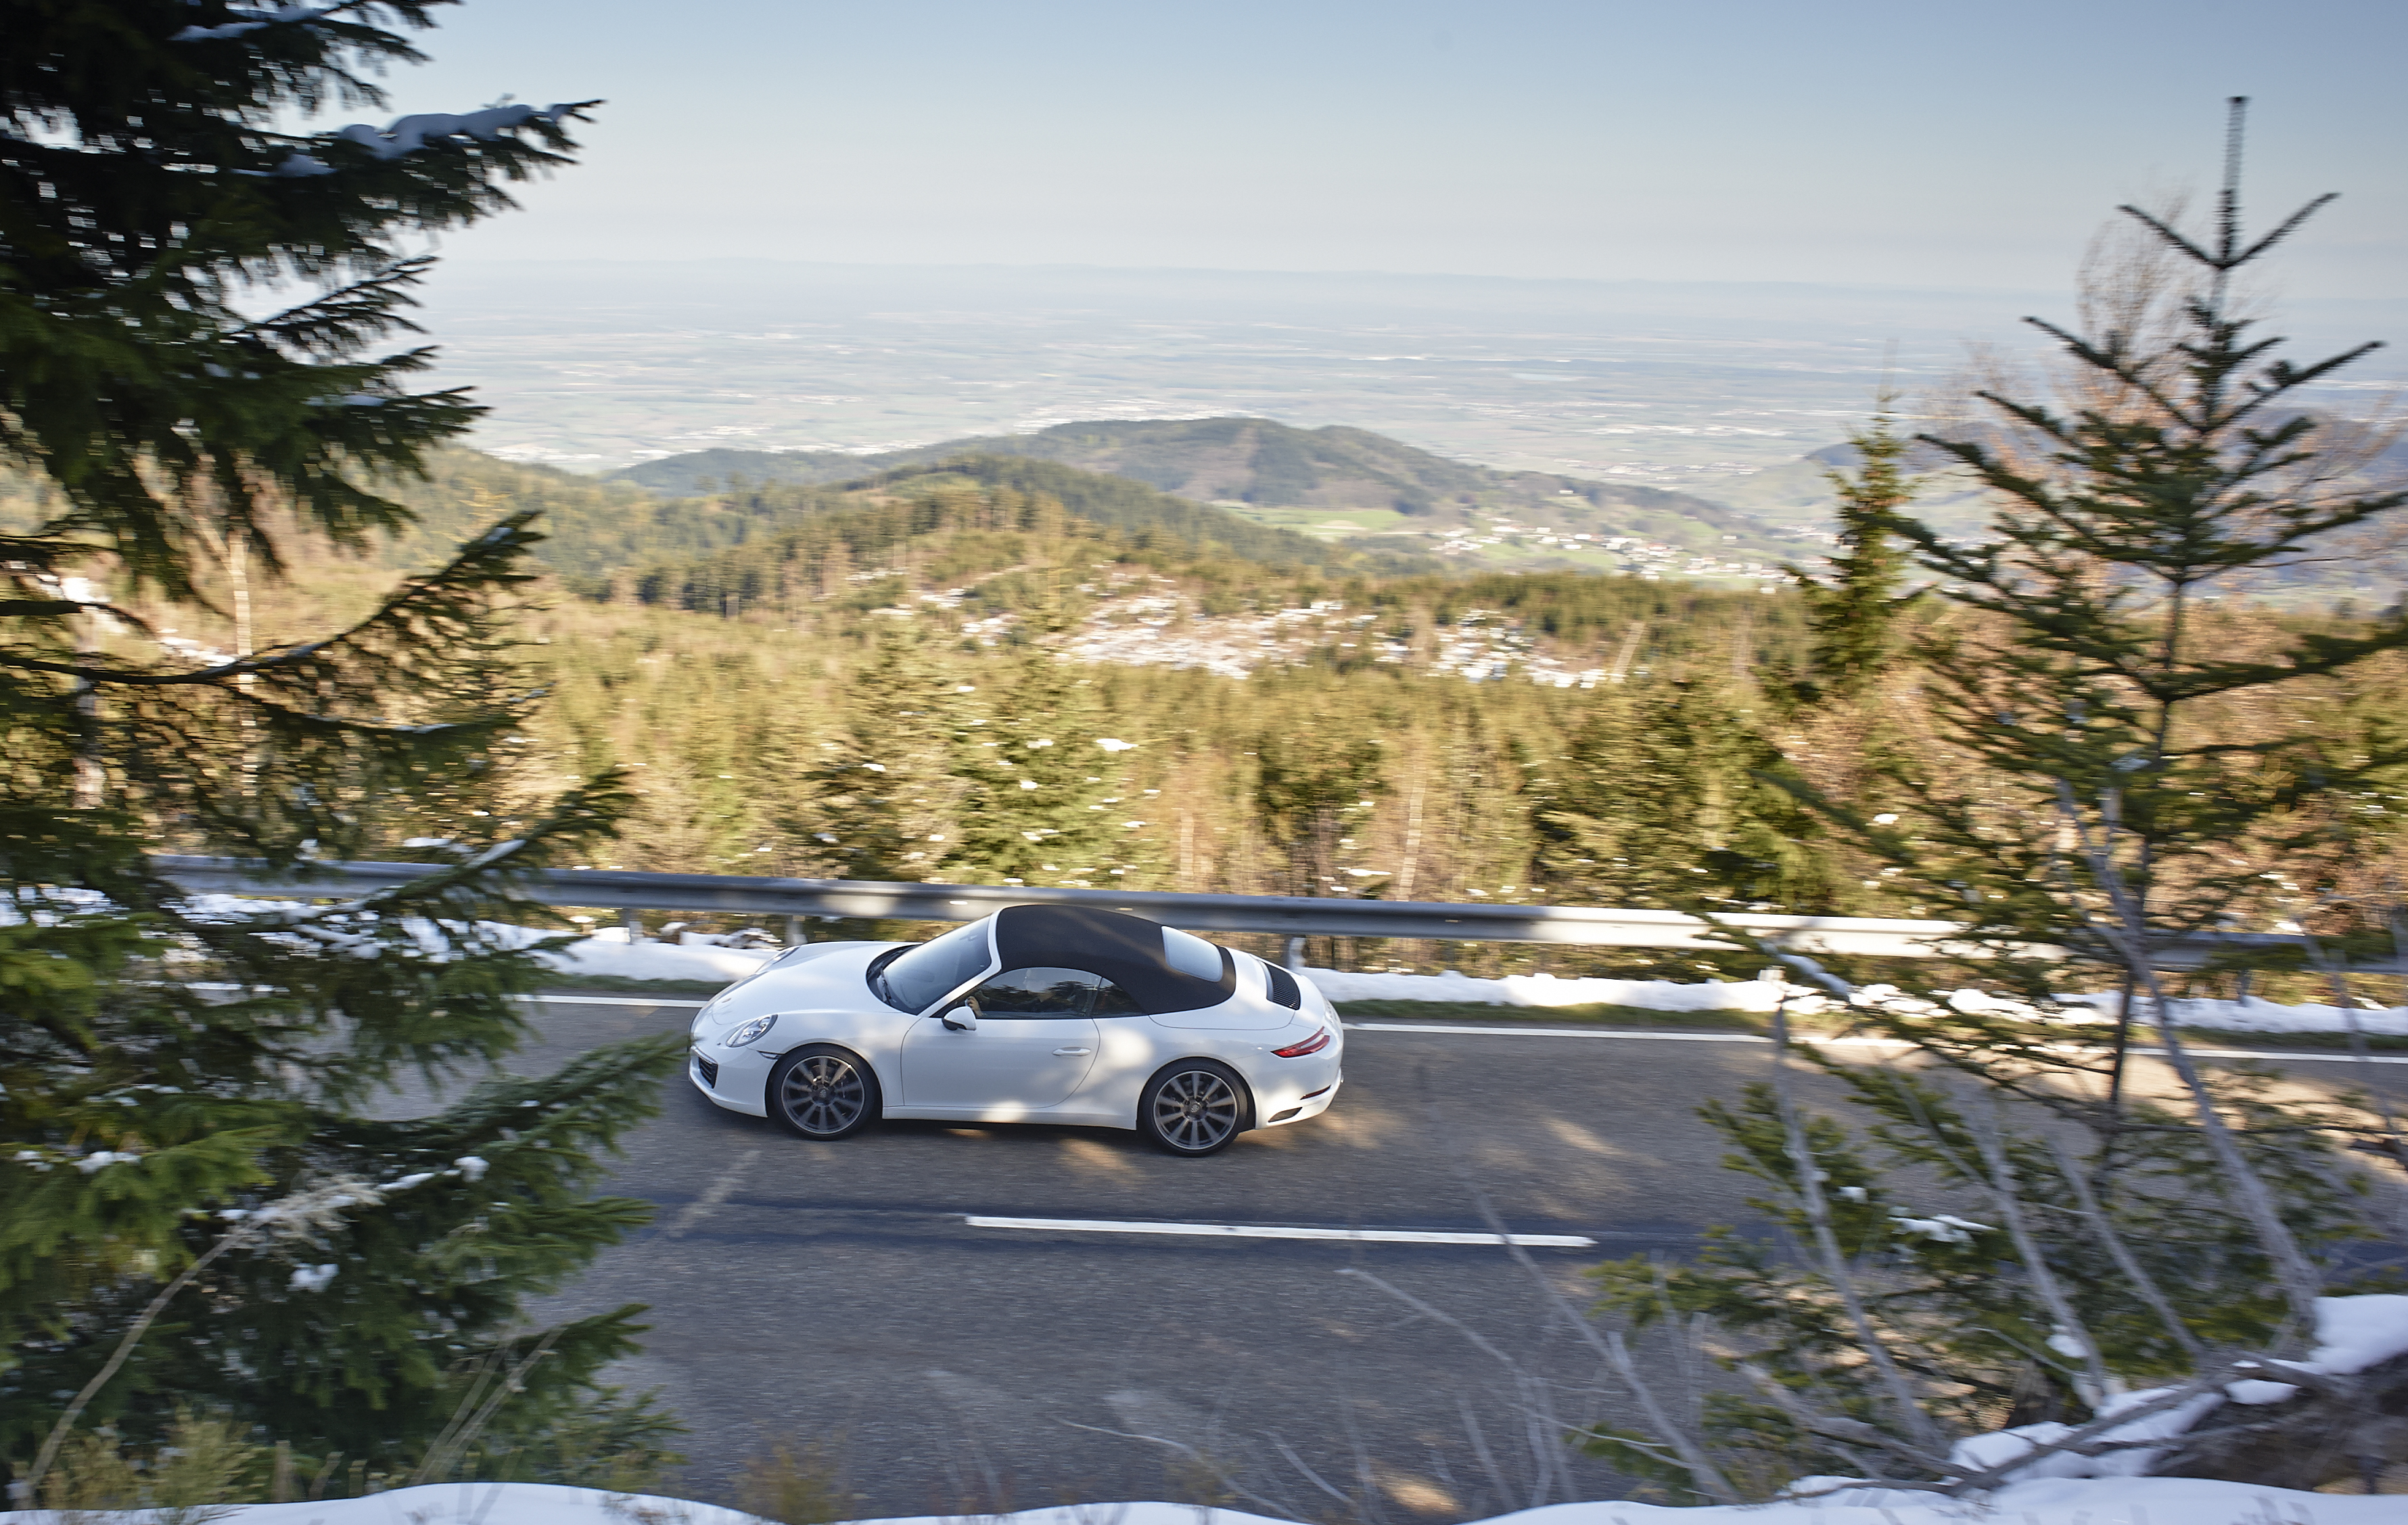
[1255,723,1387,899]
[1539,681,1836,913]
[3,1,680,1493]
[1818,103,2408,1153]
[949,648,1152,888]
[1786,405,1923,706]
[799,624,969,880]
[1583,103,2408,1500]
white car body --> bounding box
[685,907,1344,1143]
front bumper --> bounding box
[690,1047,768,1116]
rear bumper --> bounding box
[1261,1074,1341,1126]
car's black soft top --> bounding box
[992,904,1234,1016]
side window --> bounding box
[1088,979,1144,1018]
[1261,957,1302,1010]
[968,967,1100,1018]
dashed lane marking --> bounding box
[965,1215,1594,1247]
[662,1149,760,1239]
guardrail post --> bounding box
[785,915,806,947]
[620,908,643,942]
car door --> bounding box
[898,966,1102,1112]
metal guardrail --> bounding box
[148,856,2397,971]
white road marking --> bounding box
[189,982,717,1008]
[965,1215,1594,1247]
[525,993,710,1007]
[662,1148,760,1239]
[1342,1020,2408,1064]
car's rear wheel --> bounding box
[767,1045,880,1140]
[1140,1060,1249,1156]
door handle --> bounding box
[1052,1047,1092,1056]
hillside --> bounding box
[1696,439,1992,539]
[856,455,1413,572]
[331,446,1392,583]
[606,417,1799,570]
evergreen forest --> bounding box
[42,437,2403,997]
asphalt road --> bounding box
[467,999,2408,1520]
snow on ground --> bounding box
[7,1478,2399,1525]
[1305,964,2408,1037]
[1307,966,1796,1012]
[1901,1292,2408,1488]
[66,884,2407,1034]
[152,893,780,986]
[540,925,776,984]
[2077,991,2408,1039]
[2311,1293,2408,1373]
[2,1482,752,1524]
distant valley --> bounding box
[385,262,2407,602]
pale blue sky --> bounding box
[379,0,2403,296]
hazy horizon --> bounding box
[410,256,2407,482]
[376,0,2405,299]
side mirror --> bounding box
[940,1005,977,1032]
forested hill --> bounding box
[324,446,1394,582]
[605,417,1789,557]
[860,455,1413,571]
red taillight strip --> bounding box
[1272,1026,1332,1057]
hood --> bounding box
[693,940,894,1029]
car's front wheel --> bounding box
[766,1045,881,1140]
[1139,1060,1250,1156]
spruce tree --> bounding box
[949,648,1151,888]
[1539,681,1836,914]
[1581,103,2408,1499]
[1811,102,2408,1152]
[800,624,969,880]
[1785,405,1923,706]
[3,1,680,1495]
[1255,724,1387,899]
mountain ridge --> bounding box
[605,416,1796,563]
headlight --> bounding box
[722,1015,778,1048]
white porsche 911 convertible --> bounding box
[685,905,1343,1155]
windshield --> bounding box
[875,918,995,1011]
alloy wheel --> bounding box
[779,1053,869,1137]
[1151,1068,1240,1152]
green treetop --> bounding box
[1787,405,1923,706]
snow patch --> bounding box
[2309,1292,2408,1375]
[7,1479,2402,1525]
[170,5,331,42]
[540,934,772,984]
[1930,1294,2408,1486]
[1308,965,2407,1035]
[1306,966,1800,1012]
[285,1263,338,1294]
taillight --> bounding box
[1272,1026,1332,1057]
